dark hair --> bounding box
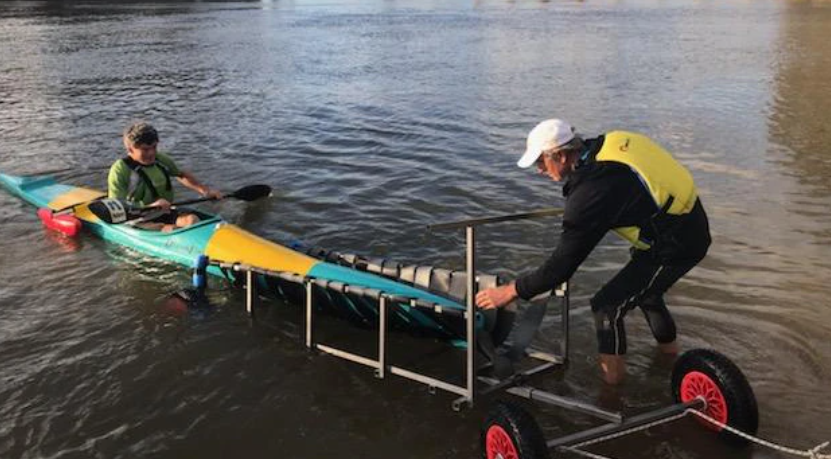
[124,122,158,146]
[557,135,584,157]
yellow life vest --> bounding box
[595,131,698,250]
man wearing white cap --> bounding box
[476,119,711,385]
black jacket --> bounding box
[515,136,711,300]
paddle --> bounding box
[88,184,272,224]
[169,184,272,207]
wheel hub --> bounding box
[680,370,729,430]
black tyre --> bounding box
[671,349,759,445]
[481,402,549,459]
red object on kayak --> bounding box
[37,208,82,237]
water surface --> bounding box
[1,1,830,458]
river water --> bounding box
[1,1,830,458]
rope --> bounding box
[554,403,831,459]
[566,412,689,449]
[686,409,831,459]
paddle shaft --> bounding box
[57,192,220,215]
[86,184,271,224]
[52,198,105,215]
[163,184,271,208]
[169,195,218,208]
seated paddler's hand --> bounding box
[148,198,172,211]
[475,282,518,310]
[201,187,223,200]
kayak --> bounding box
[0,172,512,340]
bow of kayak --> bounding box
[0,173,106,217]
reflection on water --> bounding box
[42,227,84,252]
[1,2,831,459]
[754,2,831,448]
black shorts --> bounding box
[149,209,181,225]
[136,208,195,227]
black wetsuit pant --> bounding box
[590,199,710,355]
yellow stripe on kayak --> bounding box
[48,188,106,210]
[205,224,318,275]
[73,204,102,222]
[48,188,106,222]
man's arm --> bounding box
[515,167,634,300]
[514,214,607,299]
[107,161,130,199]
[476,189,610,309]
[476,167,627,309]
[176,170,222,199]
[156,152,222,200]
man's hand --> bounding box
[148,198,172,211]
[475,282,518,309]
[200,187,223,200]
[177,171,223,200]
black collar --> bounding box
[563,135,605,197]
[575,135,605,169]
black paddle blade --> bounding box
[88,199,134,224]
[229,184,272,201]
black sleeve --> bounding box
[514,167,628,299]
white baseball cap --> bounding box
[517,119,575,168]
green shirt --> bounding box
[108,152,182,206]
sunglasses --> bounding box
[537,149,559,165]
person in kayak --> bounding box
[107,122,222,232]
[475,119,711,385]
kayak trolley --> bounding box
[190,209,786,459]
[429,210,761,458]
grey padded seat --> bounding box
[366,257,385,275]
[399,265,417,284]
[381,261,400,279]
[414,266,433,289]
[307,249,505,304]
[429,268,452,297]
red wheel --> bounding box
[678,370,729,427]
[481,402,549,459]
[485,425,519,459]
[671,349,758,445]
